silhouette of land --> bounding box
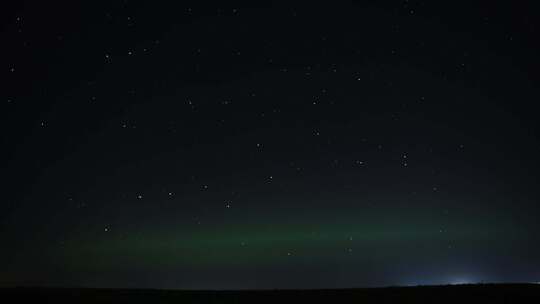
[2,284,539,303]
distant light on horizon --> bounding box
[399,274,484,287]
[447,279,476,285]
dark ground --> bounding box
[2,284,539,303]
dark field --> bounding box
[2,284,539,303]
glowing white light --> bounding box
[399,274,481,287]
[448,277,475,285]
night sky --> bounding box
[2,2,540,289]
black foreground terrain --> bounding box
[2,284,539,303]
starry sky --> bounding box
[2,2,540,289]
